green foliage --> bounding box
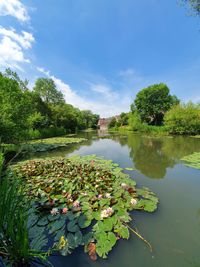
[0,72,32,142]
[128,112,144,131]
[108,117,117,129]
[0,69,99,143]
[12,155,158,260]
[33,78,65,105]
[119,112,129,126]
[181,152,200,169]
[133,83,179,126]
[164,102,200,135]
[182,0,200,15]
[28,127,67,140]
[0,171,49,266]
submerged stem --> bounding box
[123,222,153,252]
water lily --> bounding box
[98,194,103,199]
[73,200,80,207]
[100,207,114,219]
[121,183,129,190]
[62,207,68,214]
[131,198,137,205]
[105,193,111,198]
[50,208,59,215]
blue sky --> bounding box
[0,0,200,117]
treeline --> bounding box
[0,69,99,143]
[109,83,200,135]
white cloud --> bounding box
[0,0,29,22]
[37,67,131,117]
[0,27,34,49]
[90,83,118,100]
[0,27,34,70]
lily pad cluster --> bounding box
[13,155,158,260]
[21,137,86,153]
[182,152,200,169]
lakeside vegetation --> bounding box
[0,69,99,144]
[108,83,200,135]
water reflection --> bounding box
[112,134,200,179]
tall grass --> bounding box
[0,153,51,266]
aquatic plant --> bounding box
[181,152,200,169]
[13,155,158,260]
[21,137,86,153]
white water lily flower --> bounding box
[121,183,129,190]
[131,198,138,205]
[73,200,80,207]
[100,207,114,219]
[50,208,59,215]
[105,193,111,198]
[81,192,87,196]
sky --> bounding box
[0,0,200,117]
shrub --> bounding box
[128,112,144,131]
[164,102,200,134]
[27,127,67,140]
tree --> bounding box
[4,68,29,91]
[108,117,117,128]
[33,78,65,105]
[120,112,129,126]
[81,110,99,129]
[133,83,179,126]
[0,73,31,142]
[182,0,200,16]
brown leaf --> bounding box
[88,242,97,261]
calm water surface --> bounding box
[28,131,200,267]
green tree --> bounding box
[81,110,99,129]
[108,117,117,128]
[120,112,129,126]
[133,83,179,125]
[182,0,200,15]
[33,78,65,104]
[0,73,31,142]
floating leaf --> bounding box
[78,214,92,228]
[67,219,79,232]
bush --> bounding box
[27,127,67,140]
[164,102,200,134]
[128,112,144,131]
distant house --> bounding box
[97,115,120,130]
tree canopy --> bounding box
[133,83,179,126]
[182,0,200,15]
[33,78,65,104]
[0,70,99,143]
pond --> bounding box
[26,131,200,267]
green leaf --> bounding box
[82,232,93,245]
[78,214,92,228]
[115,224,129,239]
[67,219,79,232]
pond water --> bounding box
[27,131,200,267]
